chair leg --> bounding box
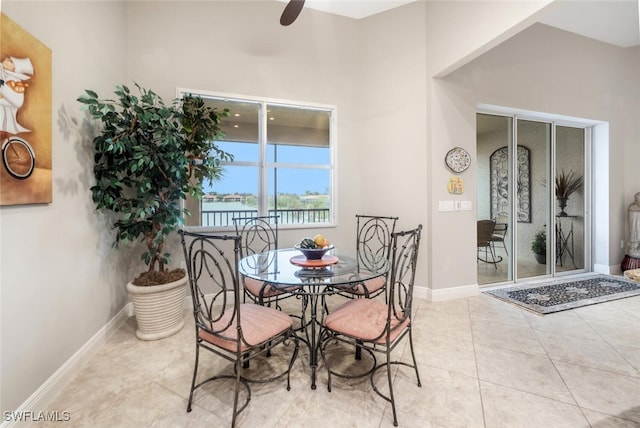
[286,334,300,391]
[385,348,399,427]
[187,343,200,412]
[491,240,508,256]
[489,245,498,269]
[355,340,363,360]
[408,328,422,387]
[232,359,242,428]
[478,244,501,269]
[318,331,333,392]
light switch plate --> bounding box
[439,201,455,212]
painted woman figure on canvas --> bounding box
[628,192,640,258]
[0,56,33,135]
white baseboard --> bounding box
[415,283,480,302]
[414,285,429,300]
[593,264,611,274]
[1,306,130,428]
[594,263,623,276]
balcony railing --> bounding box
[201,208,331,227]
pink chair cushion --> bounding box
[324,298,409,345]
[342,276,386,296]
[244,277,290,298]
[199,303,293,353]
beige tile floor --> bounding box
[37,290,640,428]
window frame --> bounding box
[177,88,338,231]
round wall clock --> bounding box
[445,147,471,173]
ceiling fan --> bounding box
[280,0,305,26]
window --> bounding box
[180,91,335,229]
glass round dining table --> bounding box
[238,247,390,389]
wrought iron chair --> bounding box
[233,216,298,307]
[477,219,502,268]
[319,225,423,427]
[180,230,298,428]
[489,221,508,255]
[337,214,398,299]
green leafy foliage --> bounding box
[78,84,231,273]
[531,229,546,255]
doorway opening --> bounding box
[477,112,591,286]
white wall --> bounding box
[430,21,639,289]
[355,4,429,268]
[1,1,129,412]
[425,1,595,294]
[622,47,640,248]
[122,0,429,280]
[123,1,363,253]
[426,0,554,76]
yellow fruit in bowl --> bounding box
[313,234,325,247]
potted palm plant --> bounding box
[78,84,231,340]
[555,169,583,217]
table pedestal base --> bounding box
[298,289,324,390]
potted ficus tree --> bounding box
[78,84,231,340]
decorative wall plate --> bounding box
[445,147,471,173]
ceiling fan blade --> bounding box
[280,0,305,26]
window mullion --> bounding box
[259,102,268,216]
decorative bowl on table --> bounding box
[294,244,334,260]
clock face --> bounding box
[445,147,471,173]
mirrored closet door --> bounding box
[477,113,589,286]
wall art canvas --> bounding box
[0,13,52,206]
[447,177,464,194]
[490,145,530,222]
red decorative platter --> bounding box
[290,255,339,268]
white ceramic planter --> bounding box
[126,274,187,341]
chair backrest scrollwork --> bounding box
[356,214,399,269]
[179,230,242,338]
[233,215,279,258]
[388,225,422,330]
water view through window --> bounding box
[181,92,335,228]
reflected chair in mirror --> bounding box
[337,214,398,300]
[490,220,508,255]
[233,216,298,308]
[477,219,502,268]
[180,230,299,428]
[319,225,422,427]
